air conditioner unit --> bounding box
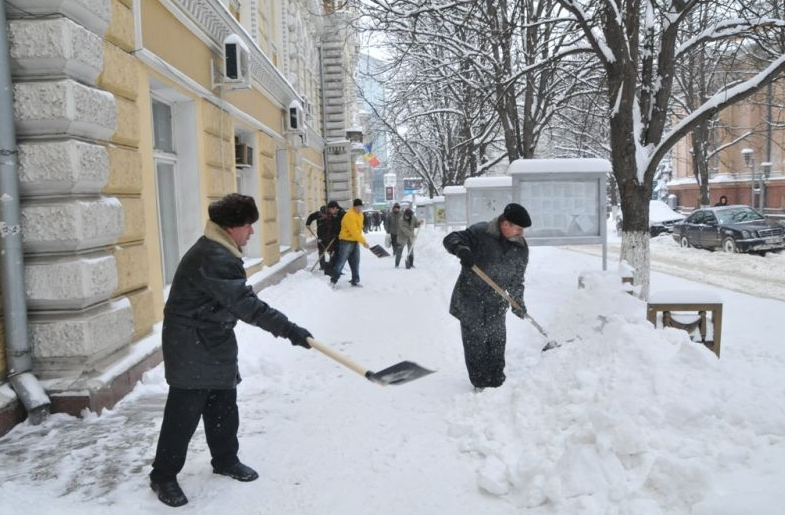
[223,34,250,86]
[302,97,314,121]
[235,143,253,167]
[287,99,304,132]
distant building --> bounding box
[667,84,785,215]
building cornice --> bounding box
[157,0,300,108]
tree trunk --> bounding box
[691,121,711,207]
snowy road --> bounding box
[567,232,785,302]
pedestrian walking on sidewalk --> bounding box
[399,208,422,269]
[443,203,531,389]
[384,203,403,267]
[329,198,370,287]
[149,193,313,507]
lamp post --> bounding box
[760,162,771,213]
[741,148,755,208]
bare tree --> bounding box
[354,0,588,185]
[558,0,785,298]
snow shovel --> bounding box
[470,265,561,351]
[306,337,434,386]
[369,244,390,257]
[310,236,336,273]
[404,225,421,267]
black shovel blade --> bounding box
[369,244,390,257]
[365,361,435,385]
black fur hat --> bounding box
[208,193,259,228]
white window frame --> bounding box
[275,147,291,251]
[150,85,200,284]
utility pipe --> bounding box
[0,2,51,424]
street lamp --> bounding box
[741,148,756,209]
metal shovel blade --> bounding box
[369,244,390,257]
[365,361,435,386]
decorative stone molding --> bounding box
[169,0,299,107]
[24,252,118,310]
[14,80,117,140]
[5,0,111,36]
[21,197,124,253]
[28,298,134,376]
[18,140,109,196]
[8,18,103,84]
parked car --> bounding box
[648,200,685,236]
[671,205,785,254]
[615,200,685,237]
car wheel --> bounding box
[680,236,691,248]
[722,237,738,253]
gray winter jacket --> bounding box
[398,213,420,245]
[161,221,293,389]
[384,211,402,236]
[443,217,529,323]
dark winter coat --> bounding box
[329,208,346,241]
[161,221,294,389]
[443,217,529,323]
[306,210,333,242]
[384,211,402,236]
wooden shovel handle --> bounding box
[470,265,523,312]
[309,236,336,272]
[306,337,369,377]
[470,266,550,339]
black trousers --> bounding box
[460,315,507,388]
[151,387,240,481]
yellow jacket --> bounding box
[339,208,367,245]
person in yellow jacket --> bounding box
[329,198,370,288]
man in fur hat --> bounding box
[443,203,532,391]
[149,193,313,507]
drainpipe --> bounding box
[0,2,51,424]
[319,42,329,204]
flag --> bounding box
[362,142,380,167]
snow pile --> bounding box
[447,274,785,512]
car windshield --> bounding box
[716,207,765,224]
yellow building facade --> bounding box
[0,0,359,435]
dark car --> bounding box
[672,205,785,254]
[615,200,685,237]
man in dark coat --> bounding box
[306,205,335,273]
[149,193,313,507]
[443,203,531,390]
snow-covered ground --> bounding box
[1,223,784,515]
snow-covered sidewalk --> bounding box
[2,226,785,515]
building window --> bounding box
[150,88,200,285]
[152,100,174,152]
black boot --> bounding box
[150,476,188,507]
[213,462,259,482]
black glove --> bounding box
[456,247,474,268]
[287,324,312,348]
[512,302,527,319]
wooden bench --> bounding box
[646,291,723,357]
